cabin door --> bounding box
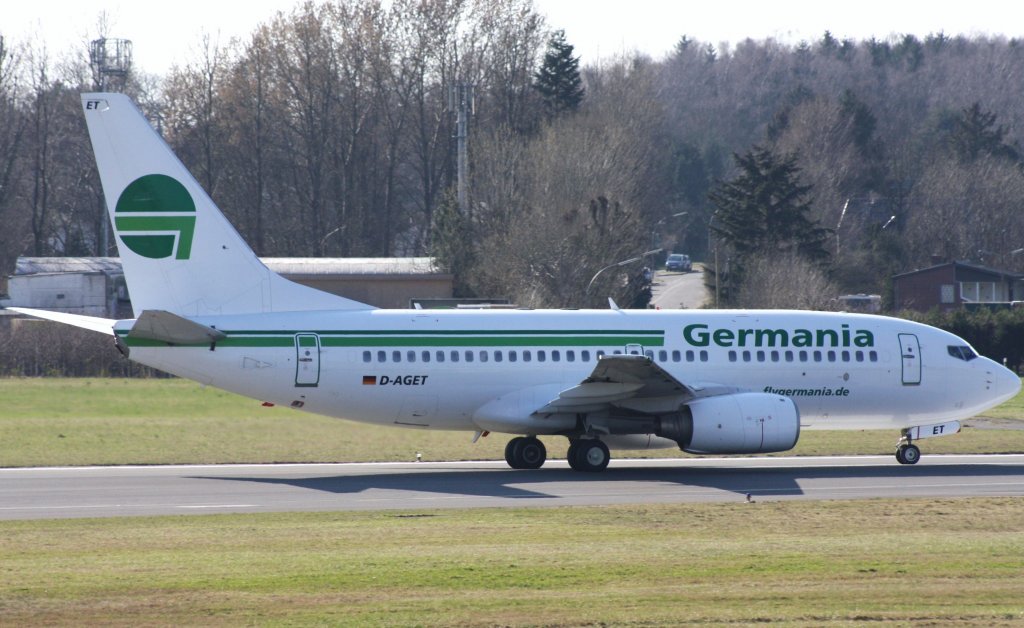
[898,333,921,386]
[295,333,321,387]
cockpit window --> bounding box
[948,345,978,361]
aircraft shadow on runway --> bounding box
[189,463,1024,501]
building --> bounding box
[892,261,1024,312]
[0,257,130,318]
[1,256,453,315]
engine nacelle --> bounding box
[657,392,800,454]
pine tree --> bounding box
[534,30,584,117]
[709,146,829,265]
[949,102,1020,163]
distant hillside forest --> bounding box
[3,0,1024,308]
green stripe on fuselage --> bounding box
[117,329,666,349]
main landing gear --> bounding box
[504,436,547,469]
[502,436,611,472]
[567,438,610,472]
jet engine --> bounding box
[656,392,800,454]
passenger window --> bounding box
[494,351,503,363]
[728,350,737,362]
[771,350,780,362]
[813,351,822,362]
[799,350,808,362]
[509,350,518,363]
[756,350,765,362]
[524,350,532,362]
[645,350,654,359]
[451,350,460,363]
[596,350,605,358]
[436,350,445,363]
[567,350,575,362]
[700,350,709,362]
[422,350,431,363]
[855,351,863,362]
[479,351,488,363]
[362,351,372,363]
[393,350,402,362]
[784,350,794,363]
[869,350,878,362]
[827,350,836,362]
[742,350,752,362]
[841,350,850,362]
[377,350,386,363]
[686,350,695,362]
[407,350,417,363]
[582,350,591,361]
[538,350,546,362]
[465,351,474,363]
[672,350,681,362]
[659,350,668,361]
[552,350,561,362]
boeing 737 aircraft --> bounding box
[8,94,1021,471]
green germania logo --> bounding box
[114,174,196,260]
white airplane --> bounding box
[8,93,1021,471]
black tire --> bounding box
[895,446,906,464]
[569,440,610,472]
[901,444,921,465]
[566,440,583,471]
[505,437,526,469]
[517,438,547,469]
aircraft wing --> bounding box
[537,354,696,413]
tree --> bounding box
[709,146,829,262]
[533,29,584,117]
[948,102,1019,164]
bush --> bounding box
[902,307,1024,373]
[0,319,161,377]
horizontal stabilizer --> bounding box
[5,307,116,335]
[128,310,227,345]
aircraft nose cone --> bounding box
[991,361,1021,404]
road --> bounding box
[650,267,708,309]
[3,455,1024,520]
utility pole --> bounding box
[89,37,133,256]
[448,83,474,215]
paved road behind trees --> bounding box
[650,265,709,309]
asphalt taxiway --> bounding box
[2,455,1023,520]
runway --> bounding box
[3,455,1024,520]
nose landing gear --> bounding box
[895,420,961,465]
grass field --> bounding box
[3,379,1024,625]
[2,499,1023,626]
[2,377,1023,467]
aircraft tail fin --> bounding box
[81,93,374,317]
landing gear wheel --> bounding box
[504,437,546,469]
[566,439,610,472]
[896,443,920,465]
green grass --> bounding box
[1,499,1023,626]
[1,377,1023,467]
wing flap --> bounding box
[537,355,695,414]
